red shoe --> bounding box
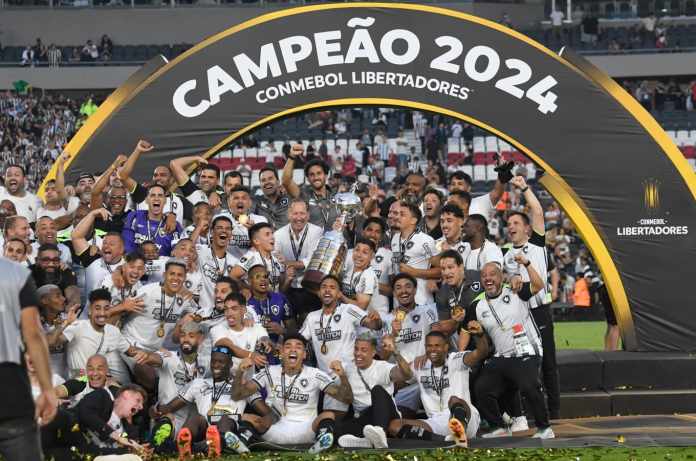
[448,417,468,448]
[177,427,192,460]
[206,425,222,458]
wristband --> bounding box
[521,186,529,192]
[524,260,531,267]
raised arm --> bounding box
[515,253,544,295]
[463,321,490,367]
[54,151,70,202]
[325,361,353,404]
[230,358,262,400]
[118,140,154,192]
[511,176,544,235]
[71,208,110,257]
[170,155,208,188]
[383,336,413,383]
[281,144,303,199]
[91,154,127,210]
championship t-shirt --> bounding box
[382,303,438,363]
[390,231,436,305]
[412,351,473,416]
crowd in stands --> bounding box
[16,35,114,67]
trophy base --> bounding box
[301,270,326,291]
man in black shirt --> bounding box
[31,243,80,307]
[0,257,58,461]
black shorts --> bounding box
[599,285,617,326]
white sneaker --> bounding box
[309,432,334,453]
[363,425,388,449]
[531,427,556,439]
[481,427,512,438]
[338,434,372,448]
[510,416,529,432]
[501,412,513,426]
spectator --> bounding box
[81,40,99,62]
[21,45,36,66]
[99,34,113,61]
[47,44,62,68]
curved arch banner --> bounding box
[46,3,696,351]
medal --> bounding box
[451,306,464,318]
[320,343,328,355]
[396,310,406,322]
[157,324,165,338]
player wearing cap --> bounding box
[388,329,489,447]
[336,334,412,449]
[231,334,352,453]
[474,261,554,439]
[390,202,440,306]
[153,345,271,458]
[381,273,438,417]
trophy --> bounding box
[302,186,362,290]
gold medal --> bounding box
[451,306,464,318]
[157,324,165,338]
[320,343,328,355]
[395,310,406,322]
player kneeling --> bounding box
[231,333,353,453]
[388,325,489,448]
[153,345,271,458]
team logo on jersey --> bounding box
[442,365,449,374]
[503,295,511,304]
[240,256,248,264]
[481,311,491,318]
[300,378,308,388]
[406,241,414,250]
[472,282,481,292]
[375,255,383,263]
[197,366,206,375]
[280,197,289,207]
[334,314,341,323]
[185,280,192,289]
[271,304,280,315]
[412,314,421,323]
[523,246,529,254]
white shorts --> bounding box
[424,405,480,439]
[263,418,315,445]
[323,394,349,412]
[394,383,420,411]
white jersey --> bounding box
[413,352,473,416]
[475,285,542,358]
[137,193,185,226]
[252,365,332,422]
[390,231,436,305]
[370,247,393,317]
[469,193,494,218]
[300,304,367,373]
[383,303,438,363]
[181,377,261,421]
[144,257,168,284]
[227,213,268,259]
[274,223,324,288]
[196,245,238,310]
[179,225,209,247]
[43,317,68,379]
[434,237,468,257]
[237,249,284,293]
[157,351,208,410]
[62,320,132,384]
[0,190,42,223]
[340,260,380,314]
[343,359,396,412]
[36,205,69,221]
[100,275,142,307]
[502,232,550,308]
[85,257,124,298]
[209,323,269,371]
[461,240,504,272]
[121,282,195,351]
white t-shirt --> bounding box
[43,318,68,379]
[434,237,468,257]
[382,303,438,363]
[209,323,269,371]
[196,245,238,310]
[227,213,268,259]
[32,374,65,400]
[370,247,393,317]
[36,205,69,221]
[412,351,473,416]
[461,240,504,272]
[100,275,142,307]
[502,232,550,308]
[28,241,72,266]
[181,377,261,422]
[273,223,324,288]
[84,257,125,297]
[144,257,168,284]
[121,282,195,351]
[300,304,367,373]
[550,10,565,26]
[252,365,332,422]
[343,359,395,412]
[0,190,42,223]
[62,320,132,383]
[390,231,436,305]
[237,249,284,293]
[157,351,208,410]
[469,193,495,219]
[137,193,185,226]
[340,261,379,313]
